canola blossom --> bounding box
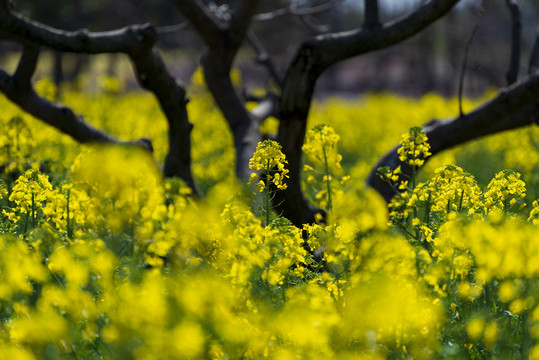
[2,76,539,359]
[302,124,345,213]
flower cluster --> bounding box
[483,169,526,213]
[398,125,432,167]
[302,124,347,213]
[248,140,289,192]
[2,82,539,359]
[302,124,342,169]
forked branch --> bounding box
[0,0,198,193]
[0,46,117,144]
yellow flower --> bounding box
[302,124,342,169]
[248,140,289,192]
[397,126,431,167]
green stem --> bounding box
[23,210,29,234]
[265,159,271,226]
[322,146,332,213]
[66,188,71,239]
[425,192,431,223]
[31,192,35,229]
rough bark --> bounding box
[367,72,539,202]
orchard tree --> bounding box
[1,0,539,225]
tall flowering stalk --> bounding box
[7,168,54,233]
[302,124,342,214]
[397,126,432,189]
[377,126,432,242]
[248,140,289,226]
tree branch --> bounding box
[130,48,199,195]
[173,0,263,180]
[253,0,342,22]
[275,0,459,224]
[364,0,381,29]
[247,31,282,87]
[505,0,521,85]
[0,0,199,194]
[172,0,224,48]
[0,3,157,54]
[0,61,117,144]
[12,44,39,91]
[529,27,539,74]
[367,72,539,201]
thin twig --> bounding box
[253,0,342,21]
[298,14,330,33]
[458,0,484,117]
[246,31,282,87]
[156,22,189,34]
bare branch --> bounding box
[290,0,342,16]
[505,0,521,85]
[0,0,199,194]
[364,0,381,29]
[172,0,224,48]
[247,32,282,87]
[130,48,200,195]
[458,1,484,117]
[12,45,39,90]
[0,67,117,144]
[253,7,289,22]
[156,22,189,34]
[0,4,157,54]
[173,0,263,179]
[253,0,342,21]
[298,15,331,33]
[368,72,539,201]
[228,1,261,47]
[529,27,539,74]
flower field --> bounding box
[2,74,539,359]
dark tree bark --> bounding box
[368,72,539,202]
[529,28,539,73]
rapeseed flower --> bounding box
[303,124,344,212]
[397,126,431,167]
[248,140,288,225]
[248,140,289,191]
[483,169,526,214]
